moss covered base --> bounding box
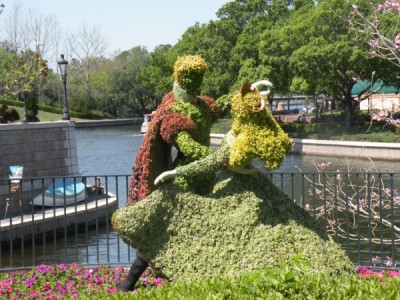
[112,172,355,282]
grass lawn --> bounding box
[10,106,88,122]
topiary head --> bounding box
[229,82,292,169]
[173,55,207,95]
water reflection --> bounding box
[76,125,144,176]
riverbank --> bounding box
[74,118,142,128]
[210,134,400,162]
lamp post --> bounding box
[23,91,27,123]
[57,54,70,120]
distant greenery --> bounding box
[8,106,88,122]
[2,0,397,125]
[210,118,232,134]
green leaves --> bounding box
[113,173,354,284]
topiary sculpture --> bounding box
[113,80,355,288]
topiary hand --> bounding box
[154,170,178,186]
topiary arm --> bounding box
[155,143,229,185]
[175,131,212,161]
[154,141,258,185]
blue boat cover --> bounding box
[44,179,85,198]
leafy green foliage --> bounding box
[120,265,400,299]
[113,172,354,283]
[139,45,176,101]
[281,119,400,142]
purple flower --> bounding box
[24,274,38,288]
[368,39,378,48]
[37,264,48,275]
[142,278,148,286]
[152,278,163,286]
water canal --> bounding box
[3,125,400,268]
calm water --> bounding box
[76,126,400,267]
[76,125,143,176]
[76,124,399,176]
[3,125,400,268]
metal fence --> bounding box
[1,171,400,271]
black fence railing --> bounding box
[1,171,400,271]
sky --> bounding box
[1,0,229,54]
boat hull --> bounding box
[31,179,87,207]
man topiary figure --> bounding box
[117,55,218,292]
[127,55,218,206]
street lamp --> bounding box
[23,91,27,123]
[57,54,70,120]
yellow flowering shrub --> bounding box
[229,86,292,169]
[173,55,207,93]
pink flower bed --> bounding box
[0,263,167,299]
[357,267,400,281]
[1,263,399,298]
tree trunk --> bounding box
[343,84,356,128]
[344,98,352,128]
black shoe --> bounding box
[117,251,149,292]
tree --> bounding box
[65,25,108,84]
[1,2,59,107]
[258,0,383,127]
[173,19,241,98]
[65,24,109,109]
[0,45,48,121]
[349,0,400,68]
[108,46,151,115]
[139,44,176,102]
[0,47,48,96]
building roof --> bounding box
[351,79,400,97]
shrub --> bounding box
[2,107,20,122]
[125,262,400,299]
[113,173,354,283]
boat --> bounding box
[140,111,156,134]
[31,178,87,207]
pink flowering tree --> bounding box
[369,107,399,132]
[349,0,400,67]
[296,161,400,247]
